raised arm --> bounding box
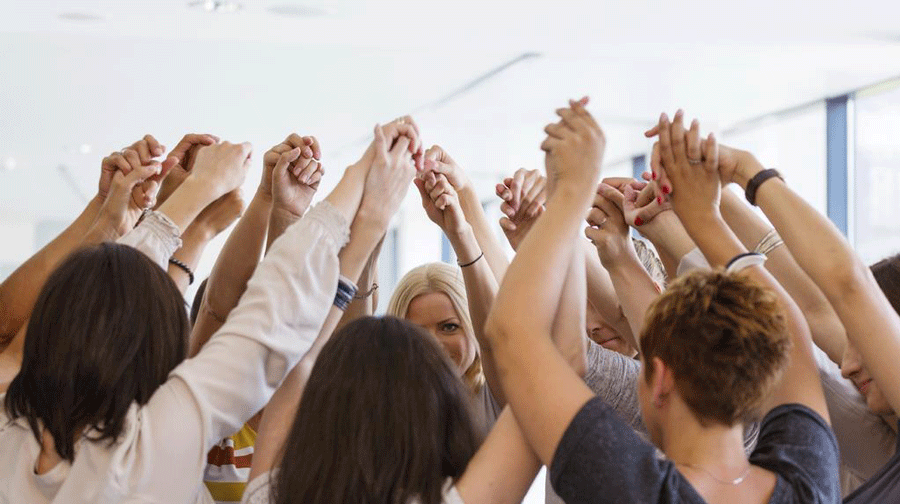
[168,190,244,294]
[718,186,848,364]
[497,171,632,357]
[249,122,418,481]
[0,134,168,347]
[484,98,602,464]
[415,171,505,403]
[191,135,322,356]
[654,110,828,421]
[709,139,900,415]
[585,183,660,348]
[424,146,511,281]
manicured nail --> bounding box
[662,185,671,195]
[657,196,663,205]
[634,217,644,226]
[652,172,657,180]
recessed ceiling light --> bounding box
[58,12,105,22]
[79,144,93,155]
[188,1,242,12]
[2,157,16,172]
[268,4,331,17]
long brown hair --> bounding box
[4,243,189,460]
[273,316,479,504]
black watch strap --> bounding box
[745,169,783,206]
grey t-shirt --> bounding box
[470,381,502,440]
[842,421,900,503]
[545,342,760,504]
[550,398,840,503]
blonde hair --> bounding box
[386,262,485,393]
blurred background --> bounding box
[3,0,900,499]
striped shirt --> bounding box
[204,423,257,503]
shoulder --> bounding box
[751,404,841,502]
[242,470,275,504]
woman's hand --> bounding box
[415,171,467,235]
[261,134,322,200]
[540,97,606,192]
[154,133,220,207]
[584,184,634,266]
[357,124,418,228]
[495,169,547,251]
[186,141,253,205]
[268,141,324,218]
[95,159,163,237]
[654,110,720,225]
[422,145,471,193]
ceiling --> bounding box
[2,0,900,221]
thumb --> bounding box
[413,177,429,202]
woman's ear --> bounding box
[650,356,675,408]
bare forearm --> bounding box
[552,246,588,377]
[0,195,103,342]
[639,212,696,279]
[603,246,660,345]
[720,189,847,362]
[448,225,505,403]
[583,243,632,341]
[168,224,214,294]
[190,191,270,355]
[460,186,509,282]
[266,207,298,253]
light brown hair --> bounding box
[640,269,791,426]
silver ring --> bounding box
[687,158,702,165]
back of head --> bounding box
[274,316,479,504]
[639,269,791,427]
[4,243,189,460]
[386,262,484,391]
[871,253,900,316]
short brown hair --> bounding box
[639,269,791,426]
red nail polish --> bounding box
[635,217,644,226]
[657,196,662,205]
[652,172,657,181]
[662,185,671,195]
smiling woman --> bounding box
[387,262,502,437]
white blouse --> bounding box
[0,201,349,504]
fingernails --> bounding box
[634,217,644,226]
[657,196,663,205]
[662,185,671,195]
[651,172,657,181]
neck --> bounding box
[660,407,748,472]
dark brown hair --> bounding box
[871,254,900,315]
[273,316,479,504]
[640,269,791,426]
[4,243,189,460]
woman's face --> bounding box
[841,341,893,416]
[405,291,477,374]
[586,302,638,357]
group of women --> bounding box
[0,97,897,503]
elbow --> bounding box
[826,257,873,305]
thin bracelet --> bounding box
[354,283,378,299]
[753,229,784,257]
[168,258,195,285]
[458,252,484,268]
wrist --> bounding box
[732,153,765,189]
[255,185,274,204]
[182,220,216,244]
[597,237,637,270]
[446,222,476,249]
